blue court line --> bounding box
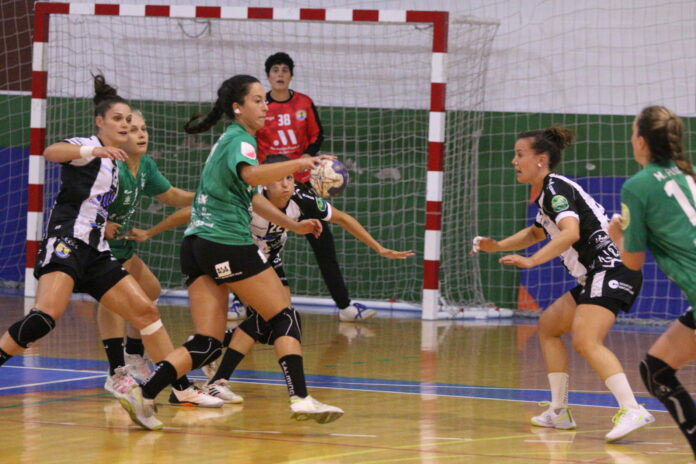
[0,356,666,412]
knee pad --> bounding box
[268,307,302,344]
[182,334,222,369]
[8,309,56,348]
[641,354,680,400]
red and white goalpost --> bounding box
[27,3,498,320]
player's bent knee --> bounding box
[183,334,222,369]
[641,354,677,399]
[8,309,56,348]
[268,307,302,343]
[132,302,160,328]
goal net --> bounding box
[25,4,499,319]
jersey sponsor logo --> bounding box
[315,197,328,212]
[551,195,570,212]
[197,193,208,205]
[55,241,72,259]
[215,261,233,278]
[241,141,257,160]
[295,110,307,121]
[620,203,630,230]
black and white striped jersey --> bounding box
[44,136,119,251]
[534,173,622,280]
[250,186,332,259]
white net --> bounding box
[39,12,495,309]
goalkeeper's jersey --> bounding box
[621,160,696,307]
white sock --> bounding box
[605,373,640,410]
[548,372,569,409]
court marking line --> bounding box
[330,433,378,438]
[0,374,106,391]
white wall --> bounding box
[44,0,696,116]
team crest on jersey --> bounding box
[296,110,307,121]
[55,241,72,259]
[551,195,569,212]
[620,203,630,230]
[241,141,257,160]
[315,197,327,212]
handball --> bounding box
[309,158,349,198]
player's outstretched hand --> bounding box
[296,154,337,172]
[93,146,128,161]
[124,227,151,242]
[291,218,323,238]
[499,254,535,269]
[104,221,122,240]
[471,236,500,254]
[376,248,415,259]
[608,213,623,245]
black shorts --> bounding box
[34,236,129,301]
[570,265,642,315]
[180,235,271,286]
[237,306,302,345]
[678,308,696,329]
[268,251,289,287]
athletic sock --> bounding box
[548,372,569,410]
[125,337,145,357]
[141,361,178,400]
[210,348,245,383]
[223,329,235,347]
[102,338,125,376]
[278,354,308,398]
[605,372,640,410]
[171,375,192,391]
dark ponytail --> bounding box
[636,105,694,182]
[92,73,129,117]
[517,125,574,170]
[184,74,260,134]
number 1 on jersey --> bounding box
[664,176,696,226]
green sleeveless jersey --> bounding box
[107,156,171,260]
[621,160,696,307]
[184,123,259,245]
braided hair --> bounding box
[636,105,694,182]
[517,125,574,170]
[92,73,129,117]
[184,75,260,134]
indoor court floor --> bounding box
[0,293,692,464]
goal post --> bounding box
[27,3,498,320]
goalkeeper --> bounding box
[198,154,414,403]
[256,52,375,322]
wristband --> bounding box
[79,145,95,158]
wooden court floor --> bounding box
[0,294,692,464]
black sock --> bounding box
[278,354,308,398]
[171,375,192,391]
[125,337,145,357]
[211,348,245,383]
[141,361,178,400]
[0,347,12,366]
[102,338,124,376]
[223,328,235,347]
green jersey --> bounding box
[107,156,172,260]
[621,160,696,307]
[184,123,259,245]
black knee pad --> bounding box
[182,334,222,369]
[268,307,302,344]
[8,309,56,348]
[641,354,680,400]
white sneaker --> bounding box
[531,402,577,430]
[339,303,377,322]
[201,379,244,404]
[289,395,344,424]
[169,386,224,408]
[201,359,220,380]
[605,405,655,442]
[227,300,247,321]
[118,384,163,430]
[105,366,137,398]
[125,353,152,383]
